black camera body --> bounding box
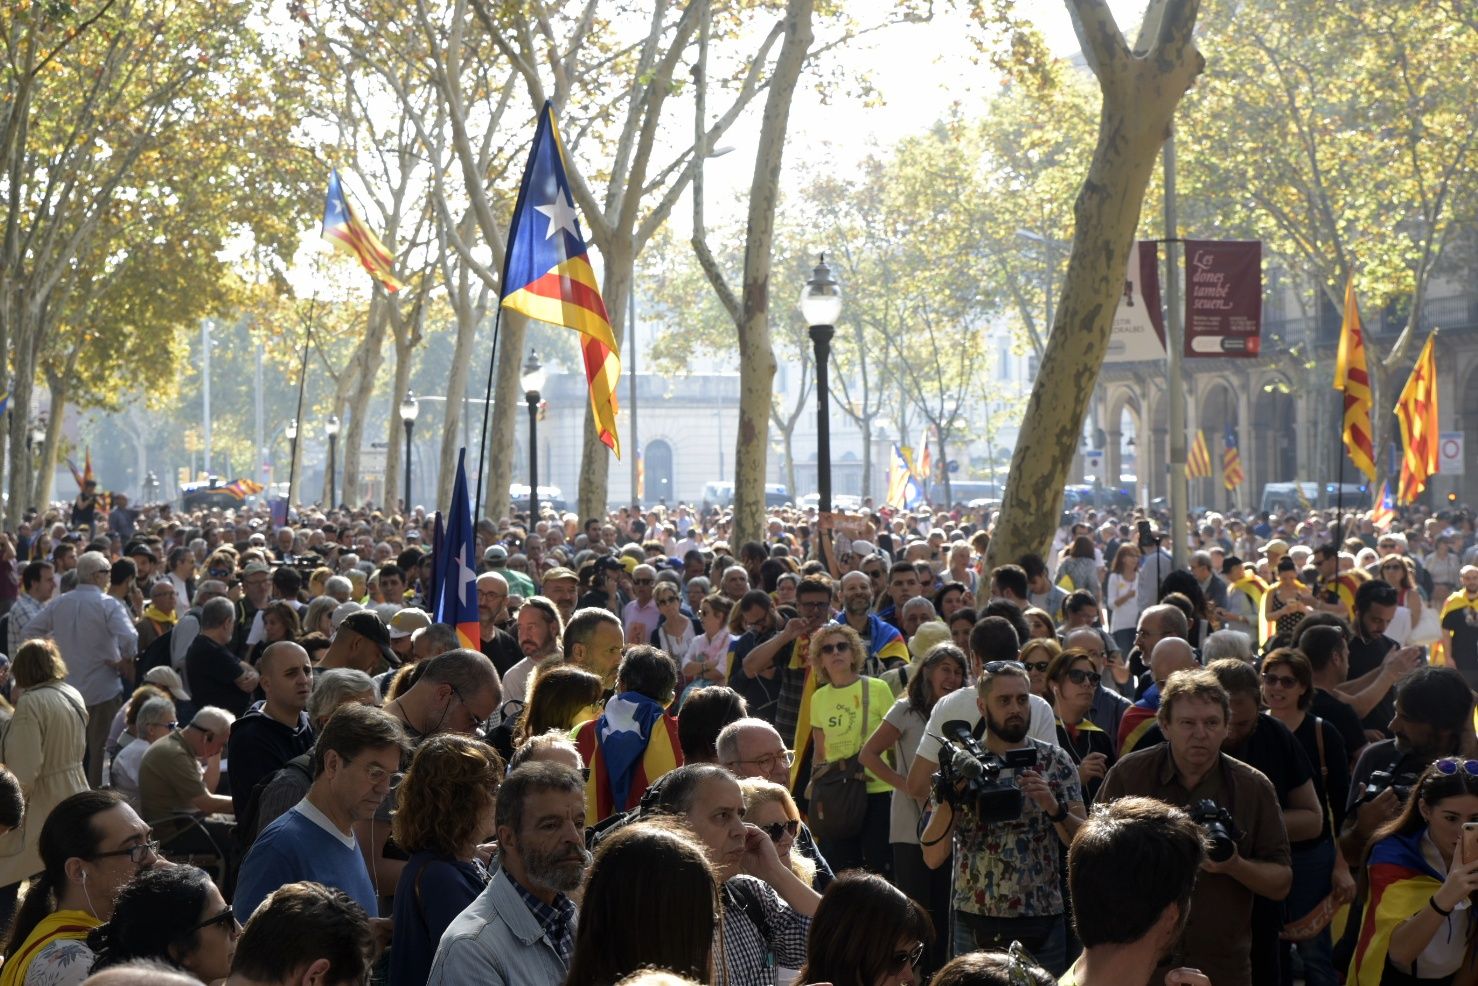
[1361,767,1420,805]
[933,720,1039,824]
[1188,799,1238,863]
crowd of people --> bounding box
[0,485,1468,984]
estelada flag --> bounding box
[321,169,404,293]
[1395,330,1440,504]
[430,450,480,650]
[1371,481,1396,531]
[1334,275,1378,481]
[501,101,621,456]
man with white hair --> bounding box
[140,705,236,843]
[621,563,660,645]
[23,549,139,786]
[1201,629,1254,664]
[108,696,177,808]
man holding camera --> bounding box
[918,661,1084,974]
[1098,667,1291,986]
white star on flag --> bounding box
[455,545,477,603]
[534,196,580,241]
[598,696,642,742]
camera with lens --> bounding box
[1188,799,1238,863]
[1360,767,1420,805]
[932,720,1039,824]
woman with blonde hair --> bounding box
[739,777,817,887]
[0,639,88,933]
[807,622,894,876]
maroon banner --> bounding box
[1184,240,1261,358]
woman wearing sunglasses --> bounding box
[795,871,933,986]
[1350,758,1478,986]
[808,624,895,877]
[738,777,816,891]
[86,864,239,983]
[1044,649,1113,804]
[1021,639,1062,701]
[1260,648,1352,986]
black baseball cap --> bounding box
[338,611,399,668]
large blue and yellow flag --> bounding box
[321,169,404,293]
[500,102,621,456]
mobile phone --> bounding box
[1463,822,1478,864]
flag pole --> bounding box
[473,306,504,522]
[1334,439,1345,548]
[287,292,318,516]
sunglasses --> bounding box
[1434,758,1478,778]
[1024,660,1051,673]
[187,906,238,935]
[1261,671,1298,690]
[818,641,850,655]
[760,819,800,842]
[1064,668,1102,687]
[633,578,656,585]
[890,941,926,971]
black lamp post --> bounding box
[325,414,340,507]
[285,418,298,504]
[800,255,843,514]
[399,391,419,513]
[521,351,546,526]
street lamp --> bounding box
[800,254,843,514]
[325,414,340,507]
[521,351,546,525]
[399,391,418,513]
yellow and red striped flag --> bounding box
[321,170,404,293]
[1371,480,1395,530]
[1187,429,1212,479]
[1334,275,1377,481]
[1222,428,1245,490]
[1395,330,1440,504]
[500,102,621,456]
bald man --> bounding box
[1117,638,1199,757]
[476,572,522,677]
[228,641,316,819]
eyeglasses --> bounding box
[983,660,1026,673]
[187,906,238,935]
[730,750,794,773]
[89,839,160,866]
[656,595,678,605]
[1261,671,1298,689]
[633,578,655,585]
[797,599,830,611]
[1024,660,1050,673]
[818,641,850,655]
[1434,758,1478,778]
[1064,668,1102,687]
[450,684,486,732]
[889,941,926,971]
[759,819,800,842]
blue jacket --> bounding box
[426,866,573,986]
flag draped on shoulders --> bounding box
[1349,830,1443,986]
[321,169,404,292]
[500,101,621,456]
[575,692,681,821]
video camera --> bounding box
[1188,800,1238,863]
[933,720,1039,824]
[1359,766,1422,805]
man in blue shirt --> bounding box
[234,703,408,921]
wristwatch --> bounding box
[1046,802,1069,824]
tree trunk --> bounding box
[986,0,1204,578]
[729,0,814,545]
[578,253,631,521]
[340,295,389,508]
[385,334,412,514]
[438,289,481,511]
[6,312,39,523]
[484,309,527,522]
[37,359,76,509]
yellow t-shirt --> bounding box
[809,676,894,794]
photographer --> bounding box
[1340,665,1474,866]
[1098,668,1291,986]
[918,662,1084,974]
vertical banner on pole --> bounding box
[1105,240,1167,364]
[1184,240,1262,357]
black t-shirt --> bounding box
[727,628,781,725]
[1226,713,1314,807]
[226,707,315,819]
[185,634,251,717]
[480,626,523,678]
[1289,712,1350,840]
[1346,631,1398,735]
[1310,688,1367,765]
[1443,604,1478,668]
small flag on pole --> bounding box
[1187,430,1213,479]
[322,169,404,293]
[1222,428,1245,490]
[1371,480,1396,531]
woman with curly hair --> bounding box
[87,864,238,982]
[390,733,504,986]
